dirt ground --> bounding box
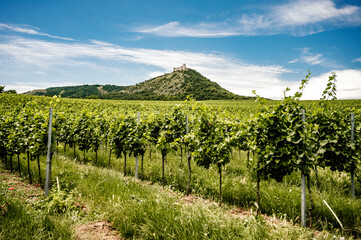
[76,221,122,240]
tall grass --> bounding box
[63,145,361,237]
[48,154,343,239]
[1,144,359,239]
[0,174,74,239]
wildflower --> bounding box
[8,187,14,190]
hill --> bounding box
[26,68,251,100]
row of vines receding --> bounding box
[0,72,360,236]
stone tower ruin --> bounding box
[173,64,187,72]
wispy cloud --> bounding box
[0,23,74,41]
[300,48,325,65]
[273,0,360,26]
[0,36,289,97]
[289,48,325,65]
[289,59,298,64]
[353,57,361,62]
[0,36,360,99]
[302,54,324,65]
[134,0,361,37]
[136,21,242,37]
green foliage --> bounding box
[1,76,361,237]
[112,116,136,158]
[128,114,149,158]
[0,179,73,239]
[322,72,337,101]
[0,114,14,157]
[55,112,77,148]
[35,190,81,214]
[5,90,16,94]
[188,107,232,169]
[250,71,314,182]
[156,107,186,157]
[309,74,358,173]
[29,68,250,100]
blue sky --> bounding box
[0,0,361,99]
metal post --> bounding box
[135,111,140,179]
[301,173,306,227]
[301,109,306,227]
[45,107,53,196]
[351,113,355,199]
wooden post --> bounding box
[45,107,53,196]
[301,109,306,227]
[135,112,140,179]
[351,113,355,199]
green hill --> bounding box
[26,68,251,100]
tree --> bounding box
[5,90,17,94]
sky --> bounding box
[0,0,361,100]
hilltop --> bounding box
[26,68,251,100]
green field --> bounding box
[0,93,360,239]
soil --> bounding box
[0,171,43,203]
[180,194,208,204]
[76,221,122,240]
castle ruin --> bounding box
[173,64,187,72]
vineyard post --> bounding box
[186,115,192,195]
[186,115,189,158]
[135,112,140,179]
[301,109,306,227]
[45,107,53,196]
[351,112,355,199]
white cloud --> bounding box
[353,58,361,62]
[134,0,361,37]
[273,0,360,26]
[4,80,77,93]
[148,71,165,79]
[0,23,74,41]
[137,21,242,37]
[290,48,325,65]
[300,69,361,100]
[0,37,289,96]
[0,36,360,99]
[302,54,324,65]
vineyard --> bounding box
[1,75,361,239]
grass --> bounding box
[0,173,74,240]
[58,145,361,237]
[0,150,352,239]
